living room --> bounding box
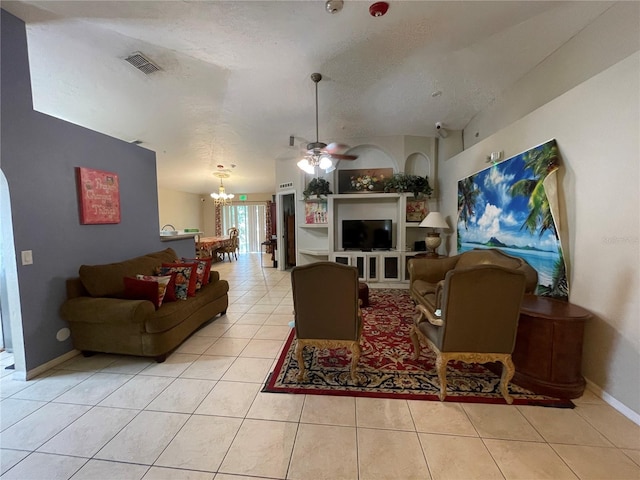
[1,2,639,478]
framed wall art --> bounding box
[76,167,121,224]
[406,198,428,222]
[338,168,393,194]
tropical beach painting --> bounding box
[457,139,568,300]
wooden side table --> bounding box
[511,295,592,399]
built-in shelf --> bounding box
[328,193,401,200]
[296,191,438,281]
[301,197,329,202]
[298,249,329,256]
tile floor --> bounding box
[1,253,639,480]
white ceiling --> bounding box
[3,1,613,195]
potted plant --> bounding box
[303,177,332,200]
[383,173,433,198]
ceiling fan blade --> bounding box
[323,142,352,154]
[330,153,358,161]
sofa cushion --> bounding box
[145,279,230,333]
[412,279,435,297]
[79,248,178,298]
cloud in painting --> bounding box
[477,203,502,237]
[484,167,516,207]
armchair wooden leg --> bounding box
[500,355,515,405]
[350,342,361,385]
[295,340,306,381]
[410,325,421,360]
[435,353,448,401]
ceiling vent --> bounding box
[124,52,161,75]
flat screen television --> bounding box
[342,219,393,251]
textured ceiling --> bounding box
[3,1,612,195]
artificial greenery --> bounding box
[382,173,433,198]
[303,177,332,199]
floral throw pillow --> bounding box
[159,264,195,300]
[181,257,212,290]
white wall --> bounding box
[159,189,276,237]
[464,2,640,148]
[157,188,204,232]
[439,53,639,417]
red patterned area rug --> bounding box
[264,289,573,407]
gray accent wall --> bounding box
[1,10,193,372]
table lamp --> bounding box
[419,212,449,256]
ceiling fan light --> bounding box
[319,155,333,170]
[297,159,315,174]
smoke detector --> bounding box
[369,1,389,17]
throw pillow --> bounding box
[159,263,197,299]
[122,277,162,309]
[136,274,172,308]
[181,257,212,289]
[160,273,177,302]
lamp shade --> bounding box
[419,212,449,229]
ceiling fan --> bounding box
[297,73,357,174]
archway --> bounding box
[0,169,26,377]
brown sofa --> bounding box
[408,249,538,312]
[60,248,229,362]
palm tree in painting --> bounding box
[457,177,480,230]
[510,141,566,299]
[537,250,569,299]
[510,142,560,239]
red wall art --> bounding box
[76,167,121,224]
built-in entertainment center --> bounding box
[342,219,393,251]
[298,192,437,283]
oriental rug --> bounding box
[264,289,573,407]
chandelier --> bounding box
[210,176,234,206]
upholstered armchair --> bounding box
[291,262,363,384]
[408,248,538,313]
[410,264,527,404]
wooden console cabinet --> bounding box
[511,295,592,399]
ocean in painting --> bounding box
[460,243,556,286]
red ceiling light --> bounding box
[369,1,389,17]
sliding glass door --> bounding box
[221,204,266,253]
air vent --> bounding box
[279,182,294,190]
[124,52,161,75]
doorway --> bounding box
[276,190,296,270]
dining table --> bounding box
[197,235,232,260]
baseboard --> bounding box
[21,349,81,381]
[585,377,640,426]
